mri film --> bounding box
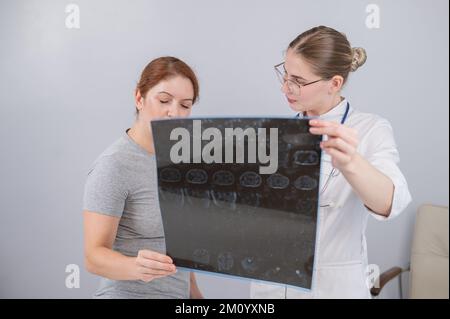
[152,118,322,289]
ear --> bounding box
[134,89,143,111]
[329,75,344,94]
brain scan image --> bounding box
[153,118,322,289]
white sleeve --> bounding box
[362,118,412,221]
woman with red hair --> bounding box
[83,57,203,299]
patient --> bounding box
[83,56,203,299]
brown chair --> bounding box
[371,204,449,299]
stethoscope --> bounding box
[296,102,351,207]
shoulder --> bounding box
[349,109,400,158]
[87,137,132,176]
[349,109,395,139]
[83,138,134,215]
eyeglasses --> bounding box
[274,62,323,96]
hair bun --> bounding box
[351,47,367,72]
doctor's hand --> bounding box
[131,249,177,283]
[309,119,360,172]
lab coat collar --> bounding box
[299,98,351,122]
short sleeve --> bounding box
[362,118,412,221]
[83,155,129,217]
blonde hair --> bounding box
[289,26,367,83]
[351,47,367,72]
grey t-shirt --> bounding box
[83,130,190,299]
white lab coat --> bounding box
[250,98,412,299]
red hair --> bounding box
[136,56,199,114]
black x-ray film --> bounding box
[151,118,322,289]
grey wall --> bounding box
[0,0,448,298]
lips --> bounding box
[287,97,297,104]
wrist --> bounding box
[125,256,139,280]
[341,152,362,175]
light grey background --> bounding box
[0,0,448,298]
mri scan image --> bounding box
[152,118,322,289]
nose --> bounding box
[167,103,179,118]
[281,80,290,94]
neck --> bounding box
[305,95,344,117]
[127,120,155,154]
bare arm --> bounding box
[83,210,176,282]
[337,153,394,216]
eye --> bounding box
[294,79,306,86]
[181,104,191,109]
[159,100,169,104]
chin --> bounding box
[288,101,306,114]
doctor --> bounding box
[250,26,412,298]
